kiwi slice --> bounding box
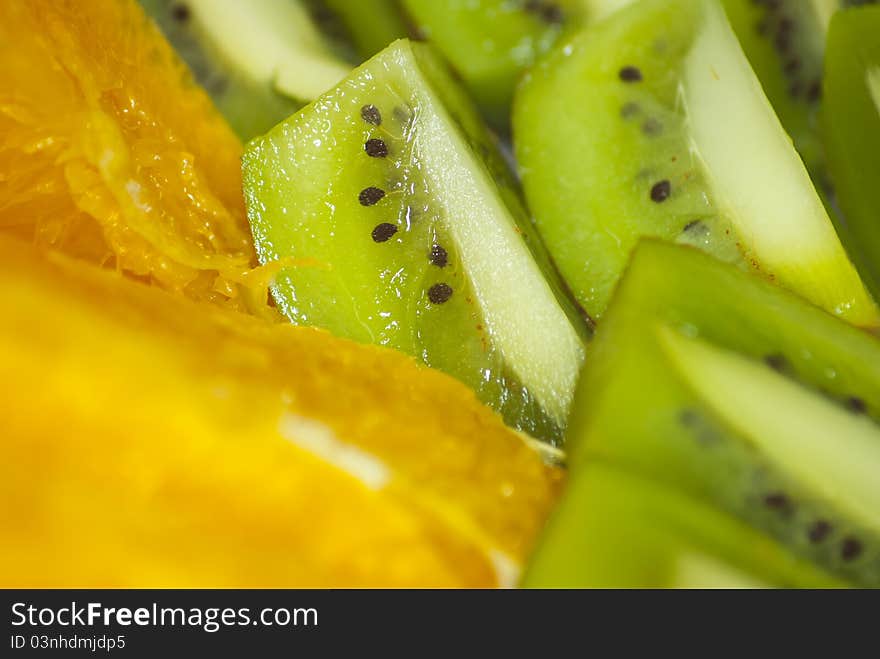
[575,0,873,183]
[718,1,880,183]
[513,0,877,326]
[398,0,581,129]
[322,0,411,59]
[140,0,351,138]
[823,5,880,298]
[525,463,843,587]
[544,241,880,587]
[243,39,588,444]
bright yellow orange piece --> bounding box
[0,0,264,312]
[0,237,561,587]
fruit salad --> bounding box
[1,0,879,588]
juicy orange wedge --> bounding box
[0,0,265,313]
[0,237,561,587]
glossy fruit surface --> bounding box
[0,0,265,313]
[514,0,876,325]
[0,237,561,587]
[528,241,880,587]
[244,39,587,444]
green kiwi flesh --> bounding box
[548,241,880,587]
[243,39,588,444]
[823,5,880,299]
[573,0,874,185]
[513,0,877,326]
[399,0,580,129]
[322,0,411,59]
[140,0,351,139]
[524,462,843,587]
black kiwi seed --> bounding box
[763,353,788,372]
[642,118,663,137]
[428,283,453,304]
[841,537,864,562]
[171,3,190,21]
[523,0,564,24]
[360,104,382,126]
[393,106,412,125]
[650,180,671,202]
[775,32,791,53]
[429,244,448,268]
[359,186,386,206]
[784,58,802,75]
[763,492,791,511]
[364,138,388,158]
[808,520,832,544]
[540,3,565,24]
[371,222,398,243]
[619,66,643,83]
[846,396,867,414]
[620,102,640,119]
[806,81,821,103]
[683,219,703,233]
[679,409,699,427]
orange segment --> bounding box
[0,0,264,312]
[0,237,561,587]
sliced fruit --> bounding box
[514,0,877,326]
[140,0,351,139]
[660,326,880,535]
[0,236,561,587]
[823,5,880,298]
[525,463,842,587]
[399,0,576,128]
[560,241,880,586]
[718,0,832,185]
[323,0,411,59]
[0,0,268,314]
[245,39,588,444]
[575,0,871,185]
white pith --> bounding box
[186,0,350,102]
[279,413,390,490]
[869,67,880,118]
[679,0,876,324]
[807,0,839,36]
[659,325,880,535]
[675,552,769,588]
[390,45,586,429]
[580,0,635,21]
